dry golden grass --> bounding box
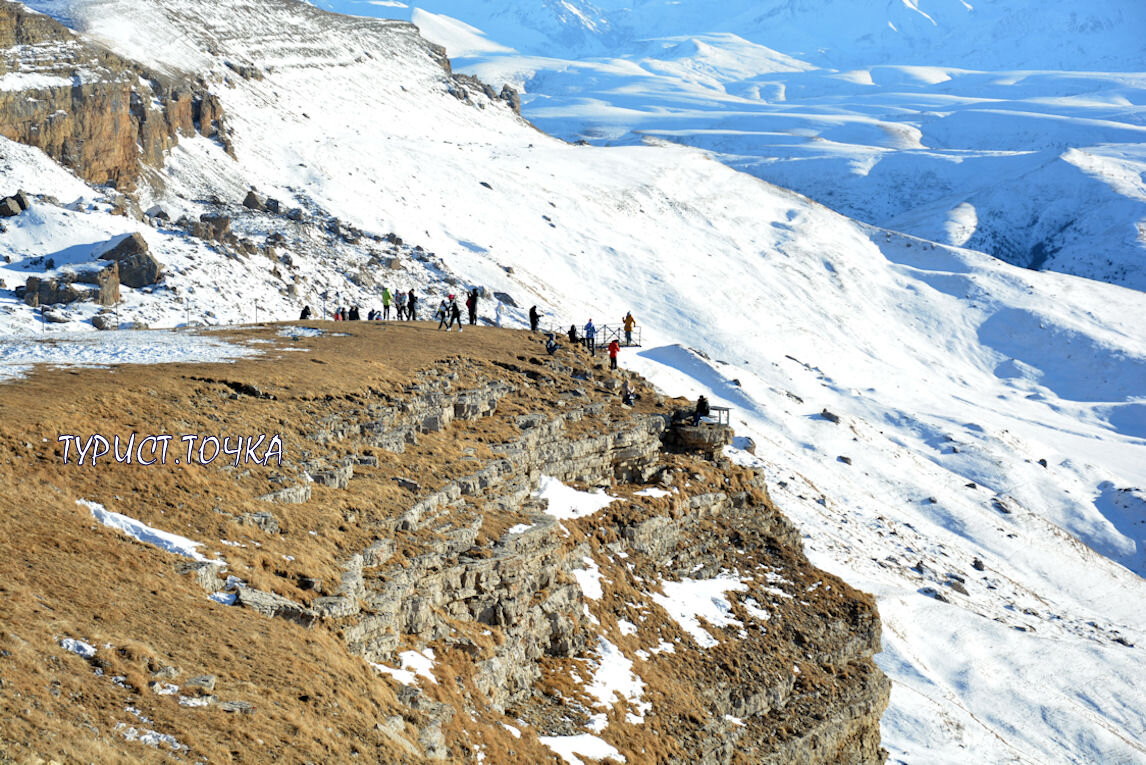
[0,319,881,764]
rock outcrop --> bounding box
[219,351,891,763]
[0,2,229,189]
[97,232,162,288]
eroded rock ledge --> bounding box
[0,1,228,189]
[218,350,890,763]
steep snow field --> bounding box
[324,0,1146,292]
[3,0,1146,762]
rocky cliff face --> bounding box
[0,325,887,763]
[0,0,226,189]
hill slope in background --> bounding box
[2,0,1146,762]
[323,0,1146,291]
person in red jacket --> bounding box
[607,339,620,370]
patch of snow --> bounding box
[651,575,747,648]
[536,476,617,520]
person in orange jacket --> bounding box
[622,311,636,344]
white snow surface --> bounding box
[0,328,260,382]
[650,575,747,649]
[1,1,1144,762]
[79,499,214,562]
[539,732,626,765]
[329,0,1146,291]
[536,476,617,520]
[59,637,97,658]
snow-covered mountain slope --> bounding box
[323,0,1146,292]
[3,0,1146,762]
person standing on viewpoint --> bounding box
[584,318,597,355]
[608,339,620,370]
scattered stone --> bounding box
[265,197,281,214]
[965,482,977,489]
[479,181,492,190]
[242,190,265,211]
[0,197,20,217]
[972,558,986,571]
[258,485,312,504]
[946,580,969,596]
[837,455,852,465]
[92,314,117,330]
[1038,458,1048,468]
[493,291,518,308]
[919,587,950,603]
[219,700,254,714]
[240,511,280,534]
[991,497,1012,514]
[311,464,353,489]
[235,588,316,627]
[820,409,840,424]
[14,190,30,211]
[152,665,181,680]
[183,674,217,692]
[396,477,420,492]
[176,560,225,592]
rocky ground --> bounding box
[0,321,887,763]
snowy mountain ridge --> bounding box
[335,0,1146,292]
[2,0,1146,762]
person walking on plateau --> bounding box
[529,305,540,332]
[467,288,479,325]
[607,339,620,370]
[382,287,392,320]
[299,305,312,320]
[623,311,636,345]
[448,295,463,332]
[436,300,449,329]
[584,318,597,355]
[407,289,417,320]
[396,289,407,320]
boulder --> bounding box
[99,232,148,262]
[664,422,734,456]
[98,233,162,288]
[264,197,281,214]
[191,213,231,241]
[493,291,518,308]
[43,309,70,323]
[0,198,20,217]
[242,190,265,211]
[92,313,117,330]
[76,263,120,305]
[14,190,30,211]
[23,275,87,306]
[499,84,521,113]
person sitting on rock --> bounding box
[692,395,710,426]
[568,324,579,344]
[546,333,559,355]
[621,380,636,406]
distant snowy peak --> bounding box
[314,0,1146,70]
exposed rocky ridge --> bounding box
[1,0,519,195]
[198,338,889,762]
[0,0,227,189]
